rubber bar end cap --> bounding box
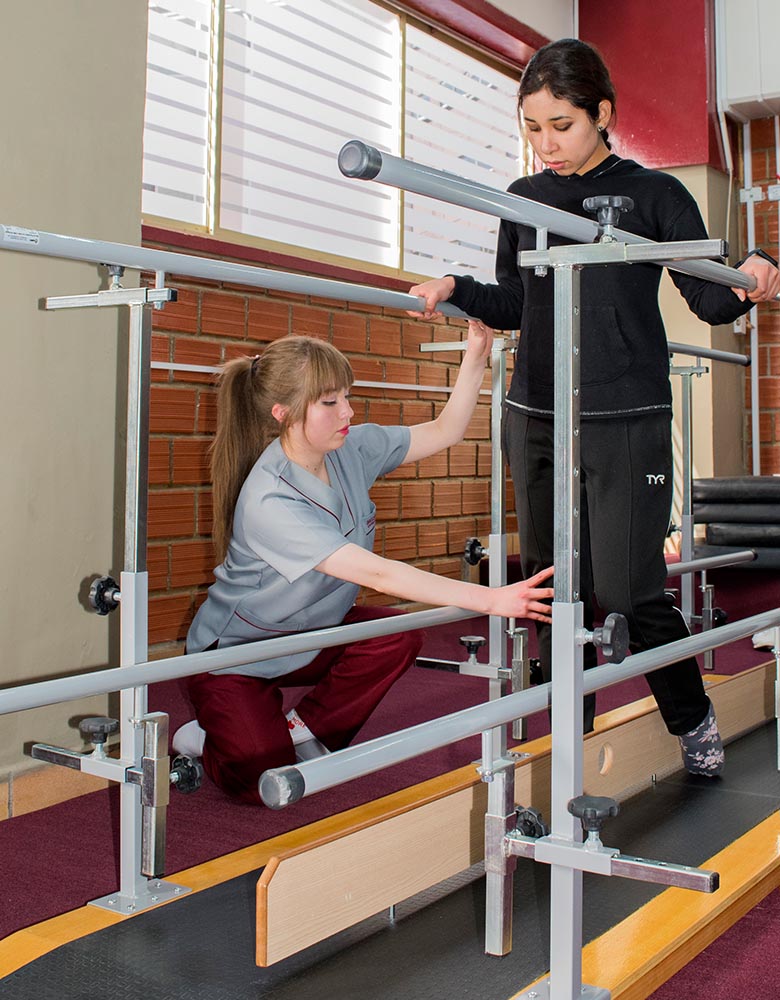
[259,765,306,810]
[338,140,382,180]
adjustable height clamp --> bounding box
[31,711,201,909]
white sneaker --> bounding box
[172,719,206,758]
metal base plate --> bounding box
[515,983,610,1000]
[89,879,191,915]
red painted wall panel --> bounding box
[579,0,723,171]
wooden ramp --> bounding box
[257,662,775,970]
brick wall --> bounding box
[742,118,780,472]
[145,263,513,655]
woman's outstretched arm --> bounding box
[317,543,555,623]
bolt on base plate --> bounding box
[515,983,610,1000]
[89,879,191,915]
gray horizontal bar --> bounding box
[338,141,755,292]
[667,341,750,366]
[610,854,719,892]
[0,606,480,717]
[0,224,469,319]
[259,604,780,806]
[667,550,756,576]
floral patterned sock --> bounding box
[679,702,724,777]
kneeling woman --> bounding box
[178,325,554,804]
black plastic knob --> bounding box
[459,635,487,658]
[515,806,549,839]
[79,717,119,745]
[583,195,634,228]
[89,575,120,616]
[463,537,486,566]
[170,754,204,795]
[593,612,630,663]
[568,794,619,833]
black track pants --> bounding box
[504,408,709,736]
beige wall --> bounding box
[489,0,575,40]
[660,165,747,482]
[0,2,148,774]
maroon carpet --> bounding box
[1,566,777,948]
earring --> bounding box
[597,124,605,133]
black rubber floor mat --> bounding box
[3,724,778,1000]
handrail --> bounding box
[0,224,468,319]
[0,606,479,716]
[338,140,756,293]
[259,605,780,807]
[668,341,749,366]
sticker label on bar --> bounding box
[3,226,40,245]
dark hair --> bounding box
[210,335,353,562]
[518,38,616,149]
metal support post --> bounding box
[483,335,514,954]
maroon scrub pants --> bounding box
[185,606,422,805]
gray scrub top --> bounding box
[187,422,411,677]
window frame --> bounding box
[141,0,541,286]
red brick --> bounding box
[247,298,290,342]
[385,359,418,386]
[403,400,434,425]
[147,544,169,591]
[196,389,218,434]
[417,451,448,478]
[292,304,330,339]
[467,404,491,439]
[149,439,171,486]
[758,376,780,409]
[202,291,246,339]
[148,490,196,539]
[150,387,197,434]
[151,335,171,384]
[432,326,464,365]
[148,593,194,645]
[173,438,211,484]
[759,411,775,442]
[367,400,402,426]
[450,443,477,477]
[370,482,400,520]
[477,444,492,477]
[369,317,401,356]
[170,540,216,588]
[151,287,199,335]
[433,481,462,517]
[400,481,432,519]
[463,481,490,515]
[418,361,449,391]
[174,338,222,383]
[417,522,448,557]
[333,313,368,354]
[447,518,478,555]
[402,321,434,358]
[351,358,384,382]
[197,490,214,536]
[759,442,780,474]
[383,523,417,561]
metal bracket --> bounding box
[521,238,728,271]
[505,833,719,892]
[740,185,765,204]
[44,286,176,310]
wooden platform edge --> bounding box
[256,662,774,966]
[585,811,780,1000]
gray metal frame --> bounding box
[0,139,773,997]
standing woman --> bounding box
[409,38,780,774]
[178,326,554,804]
